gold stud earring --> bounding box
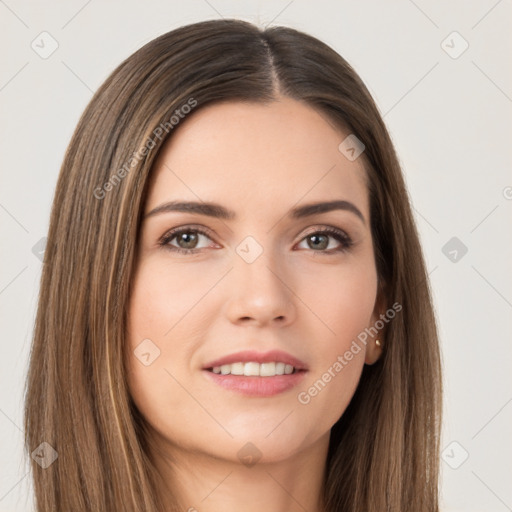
[375,339,382,347]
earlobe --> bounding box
[365,284,387,365]
[364,338,383,365]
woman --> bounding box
[24,18,442,512]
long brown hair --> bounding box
[24,18,442,511]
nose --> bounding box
[223,247,296,327]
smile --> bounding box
[208,361,296,376]
[201,349,308,396]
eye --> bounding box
[159,226,216,254]
[296,227,353,254]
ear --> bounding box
[364,285,387,365]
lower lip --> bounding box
[202,370,307,397]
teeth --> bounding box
[230,362,244,375]
[260,362,275,377]
[244,362,260,376]
[210,362,297,377]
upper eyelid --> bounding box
[160,224,215,241]
[160,223,352,244]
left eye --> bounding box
[296,228,352,252]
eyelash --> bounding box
[158,225,354,256]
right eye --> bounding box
[159,226,217,254]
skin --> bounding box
[126,96,384,512]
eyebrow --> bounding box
[143,199,366,225]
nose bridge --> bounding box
[225,234,295,324]
[237,244,282,292]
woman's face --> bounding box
[126,96,382,464]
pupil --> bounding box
[309,234,327,250]
[179,232,197,248]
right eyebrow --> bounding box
[143,200,236,220]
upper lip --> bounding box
[203,350,308,371]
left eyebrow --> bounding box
[290,200,365,225]
[143,199,366,225]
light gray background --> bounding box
[1,1,511,511]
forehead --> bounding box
[145,97,369,219]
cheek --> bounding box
[294,257,377,426]
[297,255,378,347]
[125,258,226,441]
[126,257,230,373]
[127,258,210,339]
[125,262,188,429]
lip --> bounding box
[202,350,308,371]
[203,371,307,397]
[202,350,308,397]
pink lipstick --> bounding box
[202,350,308,397]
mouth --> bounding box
[202,350,308,397]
